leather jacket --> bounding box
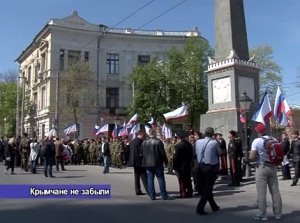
[141,137,168,167]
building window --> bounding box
[34,63,40,83]
[27,66,31,85]
[106,88,119,114]
[106,53,119,74]
[138,55,150,66]
[41,86,46,109]
[42,124,45,139]
[33,92,37,112]
[84,51,89,62]
[41,53,46,71]
[59,49,65,70]
[68,50,81,65]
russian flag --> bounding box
[274,86,292,126]
[130,123,140,139]
[111,124,119,138]
[118,122,128,137]
[252,91,272,126]
[161,123,172,139]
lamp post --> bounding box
[239,91,252,178]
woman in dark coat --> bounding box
[227,130,243,186]
[5,137,17,174]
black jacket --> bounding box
[291,138,300,162]
[102,142,110,156]
[218,138,227,155]
[228,138,243,159]
[141,137,168,167]
[44,139,56,158]
[173,140,193,175]
[128,137,143,167]
[281,138,290,155]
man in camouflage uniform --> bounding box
[88,139,96,165]
[165,137,175,174]
[82,139,90,165]
[54,137,65,171]
[20,133,30,171]
[73,140,80,165]
[95,139,101,165]
[110,138,117,167]
[92,139,98,165]
[115,137,123,168]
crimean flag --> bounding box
[163,105,188,122]
[63,124,77,135]
[126,113,138,126]
[95,124,109,136]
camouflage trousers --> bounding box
[21,152,29,171]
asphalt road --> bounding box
[0,162,299,223]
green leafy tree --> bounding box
[167,37,210,126]
[129,37,211,127]
[129,61,170,122]
[0,70,18,136]
[250,45,282,101]
[60,61,96,135]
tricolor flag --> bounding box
[95,124,109,136]
[127,113,138,126]
[63,124,77,135]
[274,86,292,126]
[148,117,157,128]
[93,124,100,135]
[111,124,119,138]
[163,105,188,122]
[130,123,140,139]
[161,123,172,139]
[118,122,128,137]
[144,124,151,135]
[252,91,272,126]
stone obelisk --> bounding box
[200,0,260,138]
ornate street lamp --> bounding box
[239,91,252,178]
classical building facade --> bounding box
[15,11,203,139]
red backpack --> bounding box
[262,136,284,166]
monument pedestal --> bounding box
[200,109,239,135]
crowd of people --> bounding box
[0,125,299,220]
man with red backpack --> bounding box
[249,123,282,221]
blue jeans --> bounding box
[44,157,54,177]
[103,156,109,173]
[146,165,168,200]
